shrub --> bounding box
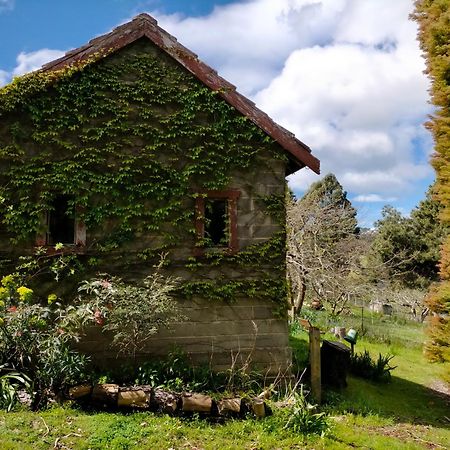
[0,274,92,407]
[283,387,329,435]
[350,350,396,382]
[78,258,182,359]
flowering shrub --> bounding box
[78,259,182,359]
[0,255,183,408]
[0,274,92,408]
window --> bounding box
[36,195,86,247]
[47,195,75,245]
[194,190,240,255]
[204,199,228,246]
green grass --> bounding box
[1,310,449,449]
[2,406,445,450]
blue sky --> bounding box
[0,0,435,227]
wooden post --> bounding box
[309,326,321,404]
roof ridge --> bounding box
[38,13,319,174]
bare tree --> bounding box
[287,194,368,317]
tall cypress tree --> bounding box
[413,0,450,363]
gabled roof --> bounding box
[41,13,320,175]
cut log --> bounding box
[68,384,92,399]
[217,398,241,415]
[182,393,212,413]
[118,387,151,408]
[252,398,266,418]
[152,389,179,414]
[92,384,119,407]
[257,389,272,400]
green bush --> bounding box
[350,350,396,382]
[78,258,182,359]
[0,274,92,408]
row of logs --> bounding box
[67,384,270,418]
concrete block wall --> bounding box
[76,297,292,375]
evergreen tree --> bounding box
[413,1,450,362]
[371,186,445,288]
[301,173,359,237]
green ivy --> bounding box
[0,39,288,305]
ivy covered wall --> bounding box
[0,38,289,310]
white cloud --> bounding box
[153,0,354,95]
[0,69,9,86]
[253,2,431,202]
[0,0,14,13]
[353,194,398,203]
[12,49,65,77]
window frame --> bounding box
[194,189,240,256]
[36,203,86,250]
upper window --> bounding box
[36,195,86,248]
[194,190,240,255]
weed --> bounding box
[282,387,329,435]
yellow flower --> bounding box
[0,287,8,301]
[47,293,57,305]
[1,275,15,288]
[17,286,33,303]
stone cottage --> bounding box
[0,14,320,374]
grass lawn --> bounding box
[1,310,449,449]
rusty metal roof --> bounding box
[41,13,320,175]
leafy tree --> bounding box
[413,0,450,362]
[370,186,444,289]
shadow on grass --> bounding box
[325,374,450,429]
[290,332,449,429]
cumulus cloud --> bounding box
[154,0,355,95]
[151,1,432,219]
[12,49,65,77]
[254,3,431,200]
